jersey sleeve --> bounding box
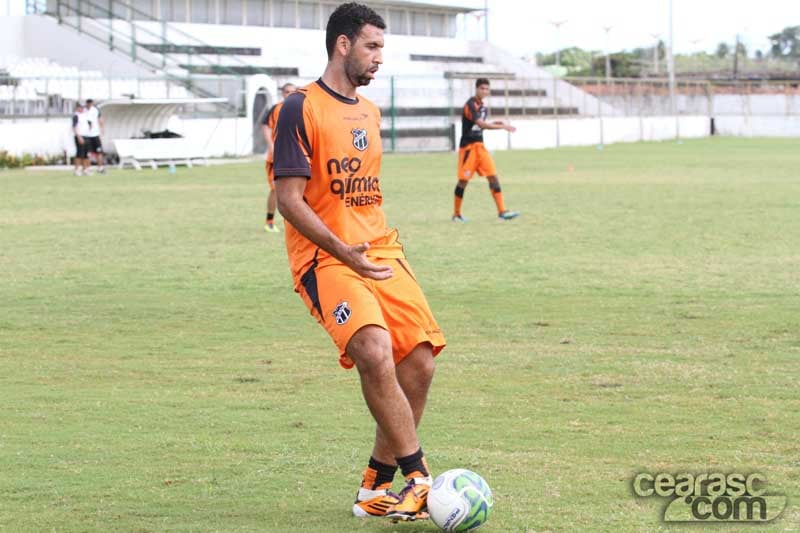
[263,104,277,127]
[464,98,481,122]
[274,93,312,179]
[462,100,473,121]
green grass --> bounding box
[1,137,799,532]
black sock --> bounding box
[396,448,429,479]
[367,456,398,489]
[266,212,275,223]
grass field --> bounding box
[1,137,799,532]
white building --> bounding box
[3,1,711,158]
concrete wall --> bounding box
[0,115,253,158]
[5,115,800,158]
[601,94,800,117]
[0,16,152,77]
[0,15,25,56]
[462,115,709,151]
[715,115,800,137]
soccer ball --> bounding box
[427,469,493,531]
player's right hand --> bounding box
[343,242,393,280]
[77,136,84,144]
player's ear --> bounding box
[335,34,351,57]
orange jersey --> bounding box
[273,79,401,287]
[460,96,487,147]
[264,101,282,164]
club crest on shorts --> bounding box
[351,128,368,151]
[333,301,352,325]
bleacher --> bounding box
[8,0,612,154]
[0,56,190,116]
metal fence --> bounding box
[3,74,799,154]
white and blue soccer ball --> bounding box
[428,469,494,532]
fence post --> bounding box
[675,81,681,141]
[638,80,644,142]
[504,78,510,150]
[389,75,396,153]
[43,77,49,121]
[598,79,604,147]
[553,76,560,148]
[447,76,455,151]
[522,77,527,117]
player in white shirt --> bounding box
[84,99,106,173]
[72,103,91,176]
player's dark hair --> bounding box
[86,99,94,104]
[475,78,490,88]
[326,2,386,60]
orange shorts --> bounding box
[266,159,275,191]
[297,257,446,369]
[457,142,497,180]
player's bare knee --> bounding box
[347,326,393,379]
[399,343,435,384]
[355,352,395,384]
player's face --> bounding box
[476,84,490,100]
[281,84,296,98]
[345,24,384,87]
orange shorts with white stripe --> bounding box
[296,256,446,369]
[457,141,497,181]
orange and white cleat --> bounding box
[386,476,432,522]
[352,487,401,517]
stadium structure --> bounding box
[13,1,798,162]
[2,0,629,161]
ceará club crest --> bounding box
[351,128,368,151]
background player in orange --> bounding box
[453,78,520,222]
[262,82,296,233]
[273,2,445,523]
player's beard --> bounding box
[344,53,374,87]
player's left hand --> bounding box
[342,242,394,281]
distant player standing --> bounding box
[84,99,106,174]
[452,78,519,221]
[261,82,297,233]
[273,2,445,522]
[72,102,90,176]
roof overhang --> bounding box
[365,0,479,15]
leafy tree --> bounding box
[716,42,730,58]
[769,25,800,57]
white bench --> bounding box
[114,138,209,170]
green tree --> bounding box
[769,25,800,57]
[716,42,730,58]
